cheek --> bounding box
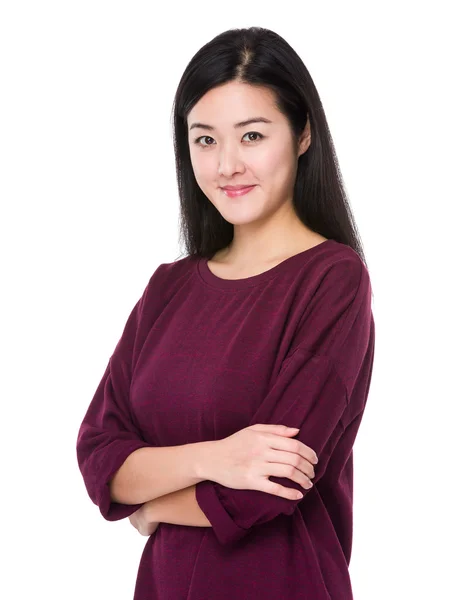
[255,146,294,178]
[191,153,214,183]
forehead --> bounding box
[187,81,279,126]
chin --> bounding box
[221,209,267,226]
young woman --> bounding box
[77,26,375,600]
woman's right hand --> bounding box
[209,424,318,500]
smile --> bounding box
[221,185,256,198]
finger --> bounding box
[266,448,315,479]
[250,423,300,436]
[256,473,306,500]
[267,432,318,465]
[263,459,314,490]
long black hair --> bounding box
[171,26,369,269]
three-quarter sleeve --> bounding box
[195,256,375,546]
[76,284,154,521]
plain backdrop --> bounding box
[1,1,471,598]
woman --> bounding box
[77,26,375,600]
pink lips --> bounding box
[221,185,256,198]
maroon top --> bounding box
[76,238,375,599]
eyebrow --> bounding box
[189,117,273,132]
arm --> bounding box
[194,257,375,546]
[77,270,209,521]
[76,288,153,522]
[108,441,213,505]
[131,438,225,531]
[77,347,217,519]
[144,485,212,528]
[76,267,221,521]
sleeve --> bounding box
[195,256,374,545]
[76,280,155,521]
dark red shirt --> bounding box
[76,239,375,599]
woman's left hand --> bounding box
[129,505,160,536]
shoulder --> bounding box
[143,252,197,300]
[305,240,372,304]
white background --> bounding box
[1,1,471,598]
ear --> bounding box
[297,114,311,157]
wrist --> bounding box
[143,497,160,524]
[194,440,218,481]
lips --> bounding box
[221,185,255,190]
[221,185,256,198]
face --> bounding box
[187,81,310,227]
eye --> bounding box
[242,131,264,143]
[194,135,215,147]
[193,131,265,148]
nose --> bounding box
[217,144,245,178]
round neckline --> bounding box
[197,239,337,290]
